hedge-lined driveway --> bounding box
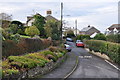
[68,42,120,78]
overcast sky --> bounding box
[0,0,119,33]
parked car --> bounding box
[76,40,84,48]
[76,40,81,43]
[66,37,73,42]
[64,44,72,52]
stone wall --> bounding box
[3,54,67,80]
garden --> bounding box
[0,13,64,78]
[1,46,66,78]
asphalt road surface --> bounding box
[67,41,120,79]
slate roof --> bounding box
[45,15,59,22]
[81,26,93,32]
[108,24,120,30]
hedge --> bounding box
[85,40,120,64]
[2,38,52,57]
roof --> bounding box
[45,15,59,22]
[108,24,120,30]
[81,26,93,32]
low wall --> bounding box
[3,54,67,79]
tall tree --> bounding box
[44,20,60,40]
[9,20,25,34]
[33,14,46,37]
[64,29,75,38]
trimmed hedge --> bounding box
[2,38,52,57]
[85,40,120,64]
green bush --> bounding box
[85,40,120,64]
[94,33,106,40]
[25,26,40,37]
[106,34,120,43]
[76,35,90,41]
[8,56,46,69]
[3,69,19,76]
[40,50,58,62]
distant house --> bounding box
[26,13,45,26]
[80,25,100,36]
[26,10,59,26]
[45,10,59,22]
[105,24,120,35]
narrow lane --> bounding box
[67,42,120,78]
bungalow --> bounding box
[105,24,120,35]
[80,25,100,36]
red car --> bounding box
[76,40,84,48]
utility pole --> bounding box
[60,2,63,40]
[75,19,77,36]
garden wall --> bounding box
[85,40,120,64]
[2,38,52,57]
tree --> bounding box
[25,26,40,37]
[64,30,75,38]
[33,14,46,37]
[0,13,12,28]
[44,20,60,40]
[94,33,106,40]
[0,13,12,21]
[9,24,18,34]
[10,20,25,35]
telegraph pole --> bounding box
[75,19,77,36]
[60,2,63,40]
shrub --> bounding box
[2,69,19,76]
[49,46,58,52]
[25,26,40,37]
[8,56,45,69]
[94,33,106,40]
[2,38,52,57]
[2,47,66,77]
[2,40,20,57]
[76,35,90,41]
[40,50,58,62]
[106,34,120,43]
[42,39,52,48]
[85,40,120,64]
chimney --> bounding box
[47,10,52,16]
[88,25,90,27]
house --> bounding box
[80,25,100,36]
[105,24,120,35]
[45,10,59,22]
[26,10,59,26]
[26,13,45,26]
